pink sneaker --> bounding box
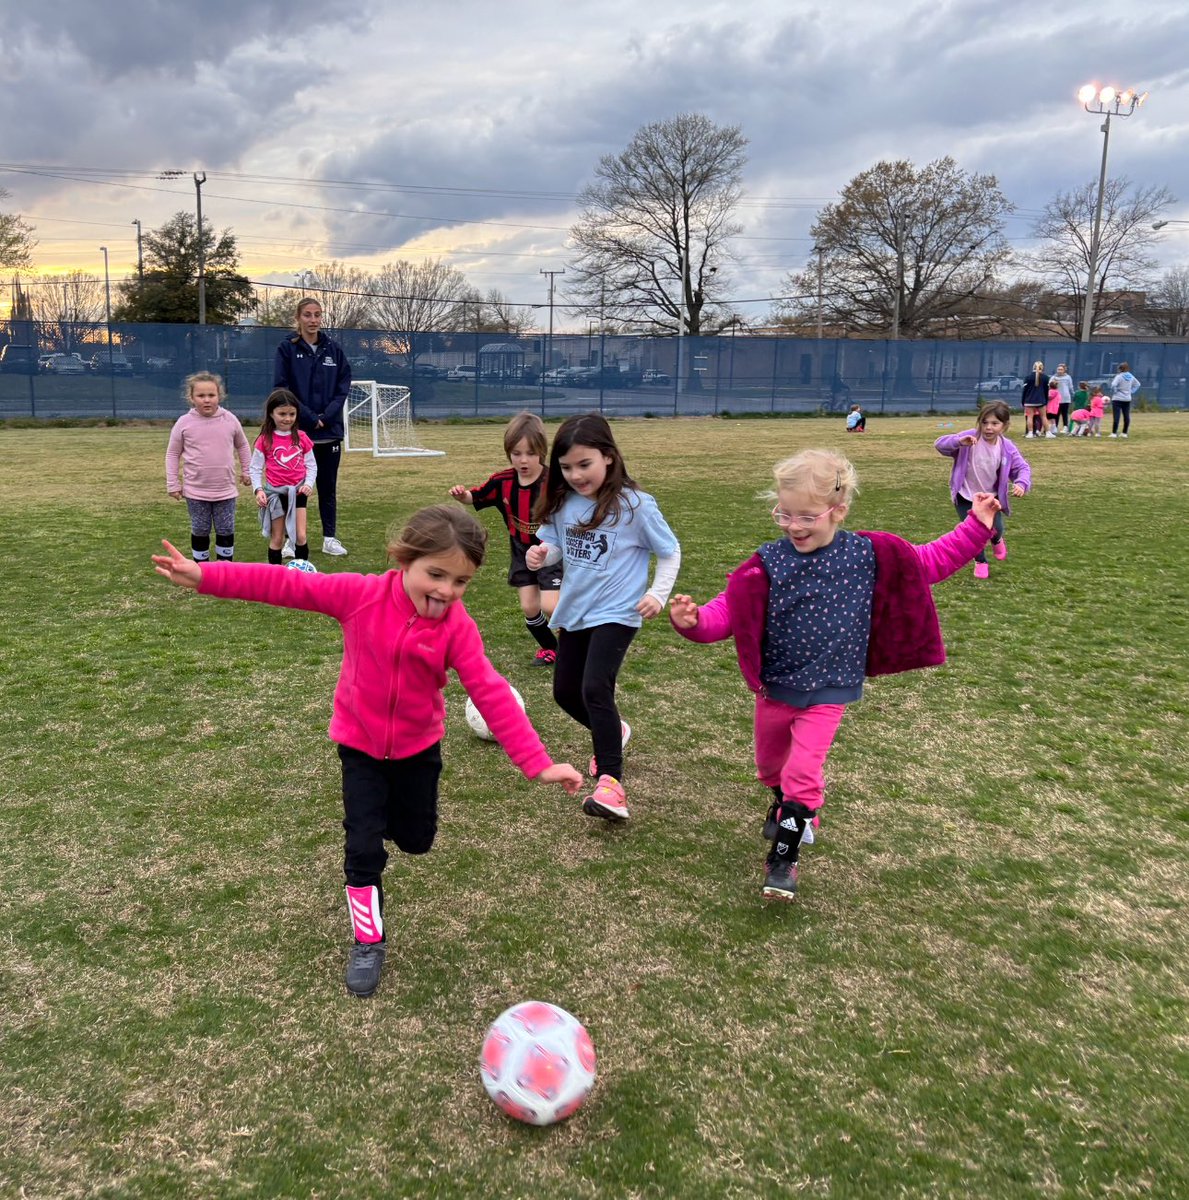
[588,721,631,777]
[582,775,629,822]
[974,562,990,580]
[992,539,1007,561]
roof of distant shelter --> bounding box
[479,341,526,355]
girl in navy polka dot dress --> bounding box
[670,449,1001,902]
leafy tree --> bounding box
[112,212,253,324]
[1029,179,1173,339]
[0,189,36,270]
[1142,265,1189,338]
[779,158,1013,340]
[370,259,473,363]
[569,113,746,336]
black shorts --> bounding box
[508,539,562,590]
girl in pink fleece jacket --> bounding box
[670,450,1000,904]
[152,505,582,999]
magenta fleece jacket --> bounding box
[198,563,553,775]
[671,516,991,691]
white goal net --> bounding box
[343,381,445,458]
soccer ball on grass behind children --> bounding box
[479,1000,597,1125]
[465,688,525,740]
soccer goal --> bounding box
[343,381,445,458]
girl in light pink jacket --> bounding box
[152,505,582,1000]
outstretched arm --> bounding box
[913,497,997,584]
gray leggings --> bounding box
[186,497,237,537]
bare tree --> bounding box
[370,259,473,363]
[1142,265,1189,338]
[305,260,376,331]
[779,158,1013,340]
[477,287,534,336]
[1030,178,1173,339]
[26,271,107,350]
[569,113,746,336]
[0,189,36,270]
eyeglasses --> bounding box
[771,503,843,527]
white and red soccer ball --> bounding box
[479,1001,596,1126]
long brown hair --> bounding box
[534,413,636,533]
[259,388,300,455]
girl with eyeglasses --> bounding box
[669,449,1000,903]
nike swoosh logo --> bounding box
[276,450,302,464]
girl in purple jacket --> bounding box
[669,450,1001,903]
[934,399,1031,580]
[152,505,582,999]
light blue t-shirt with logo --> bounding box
[537,489,679,631]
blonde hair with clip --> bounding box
[771,449,859,507]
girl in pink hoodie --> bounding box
[152,505,582,999]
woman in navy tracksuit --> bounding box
[274,296,352,556]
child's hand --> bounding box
[255,488,268,509]
[1011,482,1026,498]
[448,485,473,505]
[969,492,1002,527]
[538,763,583,795]
[636,594,662,620]
[959,435,976,446]
[151,539,202,590]
[241,473,252,487]
[669,594,700,629]
[298,485,312,497]
[168,489,182,501]
[525,544,547,570]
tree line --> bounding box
[2,113,1186,341]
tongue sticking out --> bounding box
[424,596,447,619]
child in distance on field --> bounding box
[1087,384,1106,437]
[251,388,317,564]
[525,414,681,823]
[845,404,866,432]
[151,505,583,999]
[448,411,561,667]
[165,372,251,562]
[934,400,1030,580]
[1070,407,1090,436]
[1071,380,1090,435]
[1045,383,1061,439]
[669,449,1002,902]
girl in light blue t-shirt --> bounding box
[527,414,680,824]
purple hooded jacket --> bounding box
[672,516,991,690]
[935,430,1030,516]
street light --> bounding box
[99,246,111,325]
[1077,82,1148,343]
[1153,218,1189,230]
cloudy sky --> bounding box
[3,0,1187,326]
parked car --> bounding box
[575,367,641,389]
[89,349,133,375]
[976,375,1025,393]
[642,369,671,386]
[445,365,477,382]
[542,367,571,385]
[46,353,85,376]
[145,356,175,373]
[0,344,38,374]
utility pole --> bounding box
[540,268,565,375]
[193,172,207,325]
[132,219,144,286]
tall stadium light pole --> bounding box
[158,169,207,323]
[1077,83,1148,343]
[540,268,564,374]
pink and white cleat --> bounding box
[582,775,629,822]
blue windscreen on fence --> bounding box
[2,320,1185,421]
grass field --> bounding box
[1,414,1186,1199]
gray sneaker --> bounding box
[281,540,295,559]
[345,941,386,997]
[322,536,348,556]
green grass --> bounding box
[1,416,1186,1199]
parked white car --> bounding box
[445,365,477,381]
[45,353,86,375]
[977,375,1025,393]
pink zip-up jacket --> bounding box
[197,563,553,775]
[671,517,991,691]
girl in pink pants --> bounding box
[671,450,1001,903]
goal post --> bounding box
[343,381,445,458]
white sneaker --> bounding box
[1046,431,1056,438]
[1120,433,1128,438]
[1109,433,1117,438]
[281,540,295,559]
[1025,432,1035,439]
[322,536,347,556]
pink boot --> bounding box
[974,562,990,580]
